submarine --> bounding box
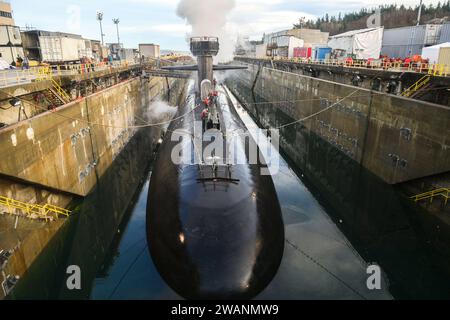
[146,37,285,300]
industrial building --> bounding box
[139,43,160,59]
[438,23,450,43]
[262,28,329,58]
[328,27,384,60]
[0,1,14,26]
[286,28,329,47]
[267,35,304,58]
[381,24,442,59]
[263,28,329,47]
[90,39,109,61]
[0,1,24,65]
[21,30,93,63]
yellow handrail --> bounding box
[0,196,71,221]
[401,75,430,97]
[410,188,449,206]
[50,78,71,103]
[239,56,450,77]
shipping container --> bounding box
[0,46,23,65]
[0,26,22,46]
[293,47,312,58]
[0,25,23,64]
[314,47,332,61]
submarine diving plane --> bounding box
[146,37,284,300]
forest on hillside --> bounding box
[294,2,450,35]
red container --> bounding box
[294,47,312,58]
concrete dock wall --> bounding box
[0,76,180,196]
[227,64,450,184]
[0,75,187,299]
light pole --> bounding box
[96,11,105,45]
[417,0,423,26]
[113,18,120,47]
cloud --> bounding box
[122,23,191,35]
[11,0,443,51]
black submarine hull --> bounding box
[146,85,284,300]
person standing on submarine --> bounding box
[201,106,209,133]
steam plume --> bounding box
[146,100,178,125]
[177,0,236,62]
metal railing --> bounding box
[0,195,72,221]
[401,75,431,97]
[50,78,71,103]
[238,56,450,77]
[0,60,140,89]
[410,188,449,206]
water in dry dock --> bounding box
[9,92,450,300]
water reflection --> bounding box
[226,73,450,299]
[10,77,450,299]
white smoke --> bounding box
[177,0,236,63]
[146,100,178,124]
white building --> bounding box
[421,42,450,64]
[255,44,267,58]
[328,27,384,60]
[139,43,160,59]
[267,35,304,58]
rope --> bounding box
[107,244,148,299]
[286,239,368,300]
[276,89,360,129]
[232,93,376,106]
[222,86,365,139]
[0,87,200,130]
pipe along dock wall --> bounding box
[227,64,450,185]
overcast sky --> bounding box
[11,0,440,51]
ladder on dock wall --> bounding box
[32,67,72,105]
[401,75,431,98]
[50,79,71,104]
[410,188,449,206]
[0,196,72,222]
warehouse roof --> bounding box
[22,29,83,39]
[330,27,383,39]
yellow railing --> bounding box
[428,64,450,77]
[401,75,431,97]
[239,56,450,77]
[50,78,71,103]
[410,188,449,206]
[0,60,139,89]
[0,196,71,221]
